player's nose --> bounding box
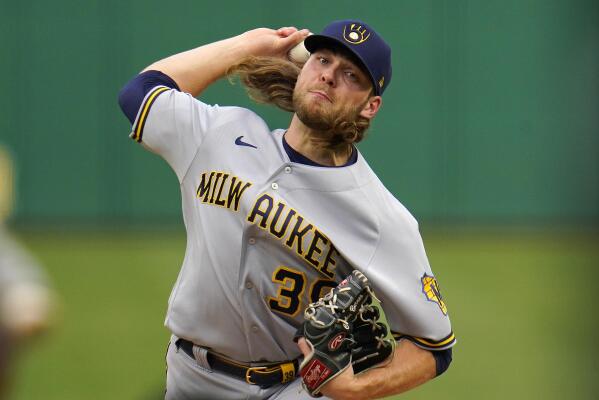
[319,69,336,87]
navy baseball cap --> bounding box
[304,20,392,95]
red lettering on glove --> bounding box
[301,359,332,391]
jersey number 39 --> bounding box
[267,266,337,317]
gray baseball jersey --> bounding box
[130,86,455,364]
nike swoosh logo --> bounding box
[235,135,257,149]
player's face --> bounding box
[293,49,381,133]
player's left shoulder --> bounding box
[356,165,419,231]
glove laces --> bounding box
[304,287,352,330]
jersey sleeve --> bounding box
[128,86,222,182]
[366,196,456,351]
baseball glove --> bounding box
[351,300,395,374]
[296,270,390,397]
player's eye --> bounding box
[345,71,357,81]
[318,56,329,65]
[344,70,362,84]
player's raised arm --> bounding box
[142,27,310,97]
[117,26,310,175]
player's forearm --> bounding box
[142,35,249,97]
[142,28,309,98]
[353,339,437,399]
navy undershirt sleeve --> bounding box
[118,70,180,124]
[432,348,452,376]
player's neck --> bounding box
[286,115,353,167]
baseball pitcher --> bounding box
[119,19,455,399]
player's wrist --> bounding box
[232,29,268,58]
[321,373,364,400]
[227,33,256,58]
[346,373,368,399]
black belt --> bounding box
[175,338,299,388]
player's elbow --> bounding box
[118,78,140,125]
[432,347,453,377]
[118,71,181,125]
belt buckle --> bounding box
[245,366,268,385]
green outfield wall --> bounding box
[1,0,597,225]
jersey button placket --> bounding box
[284,166,292,174]
[271,182,279,190]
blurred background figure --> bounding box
[0,145,56,399]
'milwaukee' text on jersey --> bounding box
[197,170,340,279]
[128,86,456,362]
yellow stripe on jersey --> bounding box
[131,86,170,143]
[392,331,456,350]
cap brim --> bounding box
[304,35,379,95]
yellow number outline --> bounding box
[267,266,307,317]
[309,278,337,304]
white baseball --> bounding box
[288,34,312,63]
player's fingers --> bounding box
[297,337,312,357]
[276,26,298,37]
[281,29,310,48]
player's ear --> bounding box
[359,96,382,120]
